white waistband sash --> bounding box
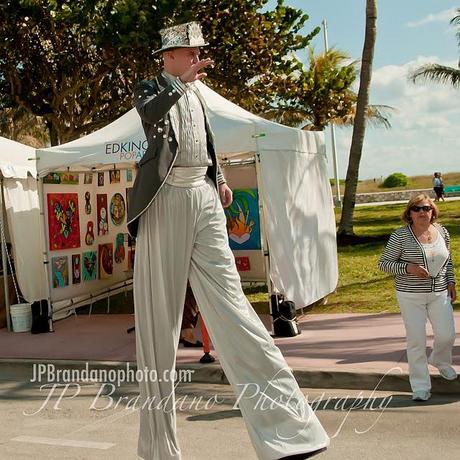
[165,166,208,188]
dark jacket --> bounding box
[126,73,221,237]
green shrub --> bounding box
[382,172,408,188]
[329,178,346,186]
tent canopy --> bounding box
[0,136,37,179]
[35,81,324,174]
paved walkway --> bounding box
[355,195,460,207]
[1,312,459,393]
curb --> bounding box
[1,358,459,394]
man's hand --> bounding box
[407,263,430,279]
[219,183,233,208]
[180,59,214,83]
[448,283,457,302]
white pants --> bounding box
[396,290,456,392]
[133,177,330,460]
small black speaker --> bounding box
[31,299,50,334]
[271,295,300,337]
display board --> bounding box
[223,163,266,282]
[43,169,136,302]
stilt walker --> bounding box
[127,21,330,460]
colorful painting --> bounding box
[47,193,81,251]
[82,251,97,281]
[109,169,121,184]
[97,194,109,235]
[224,189,261,250]
[85,221,95,246]
[110,193,126,226]
[72,254,81,284]
[43,172,79,185]
[98,172,104,186]
[52,256,69,288]
[126,169,133,182]
[43,172,62,184]
[85,191,92,215]
[98,243,113,279]
[114,233,125,264]
[235,256,251,272]
[84,173,93,185]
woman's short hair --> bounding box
[401,193,439,223]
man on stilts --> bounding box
[127,21,330,460]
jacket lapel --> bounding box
[155,73,180,143]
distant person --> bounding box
[179,283,202,347]
[432,172,444,202]
[438,172,446,201]
[379,193,457,401]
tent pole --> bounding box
[37,177,54,332]
[0,177,12,331]
[252,134,274,335]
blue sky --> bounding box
[267,1,459,180]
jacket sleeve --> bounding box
[216,163,226,185]
[442,226,455,284]
[134,78,188,125]
[378,230,408,275]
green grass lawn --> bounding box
[80,200,460,317]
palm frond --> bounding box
[261,107,308,128]
[410,64,460,89]
[332,104,395,129]
[449,8,460,25]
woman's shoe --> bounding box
[428,356,458,381]
[412,390,431,401]
[278,447,327,459]
[437,365,457,381]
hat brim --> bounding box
[153,42,209,55]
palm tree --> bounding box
[262,47,392,130]
[338,0,377,237]
[409,8,460,89]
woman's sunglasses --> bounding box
[410,205,433,212]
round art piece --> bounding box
[101,245,113,275]
[110,193,126,226]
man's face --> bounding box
[164,47,200,75]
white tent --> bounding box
[33,82,338,310]
[0,136,47,330]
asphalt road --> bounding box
[0,378,459,460]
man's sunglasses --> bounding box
[410,205,433,212]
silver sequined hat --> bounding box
[154,21,209,54]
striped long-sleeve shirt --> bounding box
[162,71,226,185]
[378,223,455,292]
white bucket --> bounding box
[10,303,32,333]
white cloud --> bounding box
[406,7,457,28]
[325,57,460,180]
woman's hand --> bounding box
[407,263,430,279]
[448,283,457,302]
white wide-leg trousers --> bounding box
[396,290,456,392]
[134,177,330,460]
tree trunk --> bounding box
[46,120,60,146]
[337,0,377,237]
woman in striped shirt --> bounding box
[379,193,457,401]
